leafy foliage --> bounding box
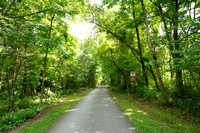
[86,0,200,118]
[0,0,97,132]
[0,0,200,132]
[0,106,39,131]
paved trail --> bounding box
[48,87,137,133]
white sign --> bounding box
[130,71,136,77]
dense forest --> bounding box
[0,0,200,132]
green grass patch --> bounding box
[109,90,200,133]
[14,89,93,133]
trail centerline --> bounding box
[48,87,137,133]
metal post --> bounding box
[132,81,134,100]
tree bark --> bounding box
[194,0,197,19]
[151,0,184,95]
[136,25,148,87]
[169,54,174,79]
[110,48,128,90]
[0,55,4,91]
[9,53,18,118]
[2,0,16,16]
[40,14,55,107]
[5,69,9,91]
[172,0,184,94]
[21,45,27,99]
[140,0,168,103]
[132,1,148,87]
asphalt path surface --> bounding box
[48,87,138,133]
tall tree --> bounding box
[140,0,168,102]
[40,14,55,107]
[132,1,149,87]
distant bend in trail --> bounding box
[48,86,138,133]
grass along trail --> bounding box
[12,89,93,133]
[109,89,200,133]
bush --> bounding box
[134,87,145,98]
[134,87,161,101]
[110,86,124,92]
[0,106,39,132]
[15,97,33,109]
[60,89,76,95]
[170,86,200,117]
[172,97,200,117]
[143,88,160,101]
[0,92,10,117]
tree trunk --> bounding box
[173,0,184,94]
[21,45,27,99]
[194,0,197,19]
[40,14,55,107]
[6,69,9,91]
[149,65,160,91]
[132,2,148,87]
[0,55,4,91]
[110,48,128,90]
[9,54,18,118]
[129,47,159,90]
[141,0,168,103]
[152,0,184,95]
[169,55,174,79]
[2,0,16,16]
[110,75,114,86]
[136,27,148,87]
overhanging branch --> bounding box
[2,0,16,16]
[90,20,140,55]
[7,9,50,18]
[0,52,34,57]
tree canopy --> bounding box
[0,0,200,131]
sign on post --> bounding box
[130,71,136,81]
[130,71,136,77]
[130,77,136,82]
[130,71,136,98]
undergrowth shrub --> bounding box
[170,85,200,117]
[114,85,200,118]
[61,89,78,95]
[0,92,10,117]
[110,86,123,92]
[0,106,39,132]
[134,86,145,98]
[15,97,33,109]
[172,96,200,117]
[0,87,90,132]
[134,87,161,101]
